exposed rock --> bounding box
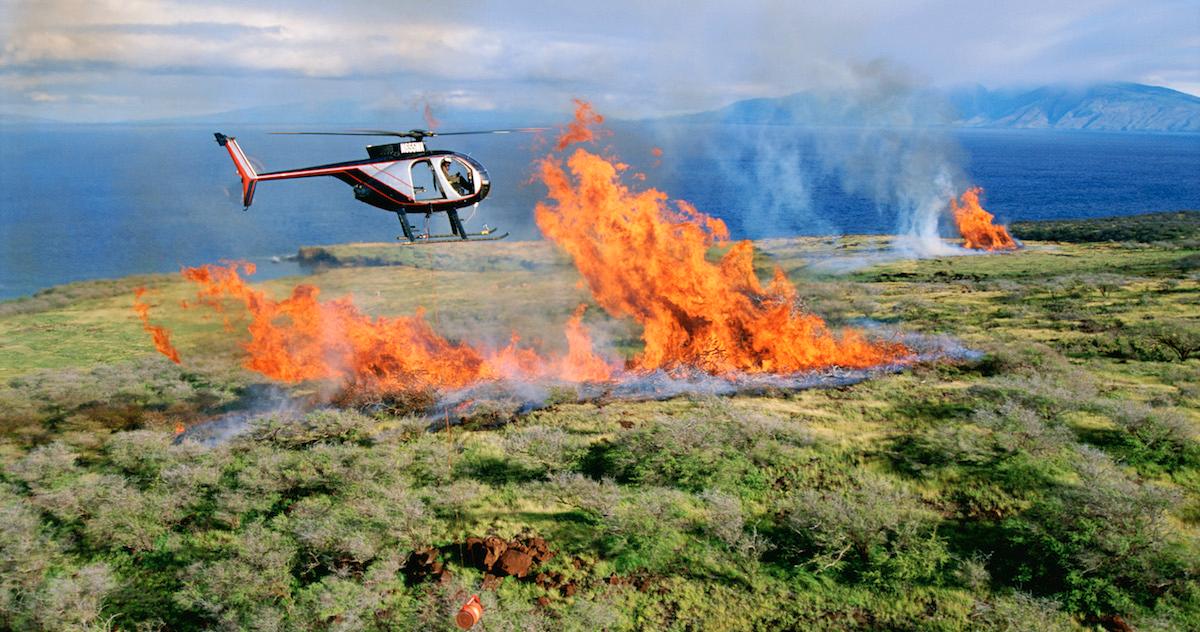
[402,547,449,585]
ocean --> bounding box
[1,123,1198,300]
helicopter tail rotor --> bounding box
[215,133,259,208]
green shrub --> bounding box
[698,489,768,560]
[780,472,947,585]
[1103,401,1199,470]
[286,482,432,574]
[999,447,1194,617]
[246,409,378,449]
[175,523,298,628]
[599,487,697,574]
[0,484,64,629]
[543,471,619,522]
[293,556,417,631]
[504,424,590,475]
[968,590,1080,631]
[104,429,176,481]
[584,398,806,494]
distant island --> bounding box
[4,82,1197,133]
[947,83,1200,132]
[672,82,1200,133]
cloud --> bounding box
[27,90,66,102]
[1,0,1196,122]
[0,1,499,78]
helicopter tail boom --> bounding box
[214,132,259,208]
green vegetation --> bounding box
[1009,210,1200,244]
[0,218,1197,630]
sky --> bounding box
[1,0,1198,122]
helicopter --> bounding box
[214,127,543,244]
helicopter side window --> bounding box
[439,157,474,197]
[410,160,444,201]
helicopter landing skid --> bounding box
[395,209,506,245]
[398,231,510,246]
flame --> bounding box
[560,304,614,382]
[951,187,1017,251]
[534,104,904,374]
[133,287,181,363]
[555,99,604,151]
[174,422,185,435]
[172,263,612,390]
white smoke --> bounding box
[679,60,975,259]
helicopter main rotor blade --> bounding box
[433,128,549,136]
[269,131,403,136]
[269,128,548,138]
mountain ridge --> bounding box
[672,82,1200,133]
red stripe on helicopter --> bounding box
[345,170,470,207]
[256,164,364,180]
[343,170,413,207]
[364,164,415,190]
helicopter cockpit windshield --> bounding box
[410,157,475,202]
[439,157,475,197]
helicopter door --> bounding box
[410,160,444,202]
[437,157,476,199]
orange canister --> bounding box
[456,594,483,629]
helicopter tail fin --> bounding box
[214,132,258,208]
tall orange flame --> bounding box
[560,304,613,382]
[133,287,181,364]
[534,104,904,374]
[951,187,1017,251]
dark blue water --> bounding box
[1,123,1198,299]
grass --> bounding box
[0,213,1197,630]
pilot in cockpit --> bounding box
[441,159,472,195]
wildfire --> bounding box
[133,288,181,363]
[533,105,905,374]
[169,262,614,391]
[951,187,1018,251]
[137,100,907,397]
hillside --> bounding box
[674,82,1200,133]
[948,83,1200,132]
[0,222,1197,630]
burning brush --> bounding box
[951,187,1018,251]
[136,101,969,424]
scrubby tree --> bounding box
[1138,319,1200,361]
